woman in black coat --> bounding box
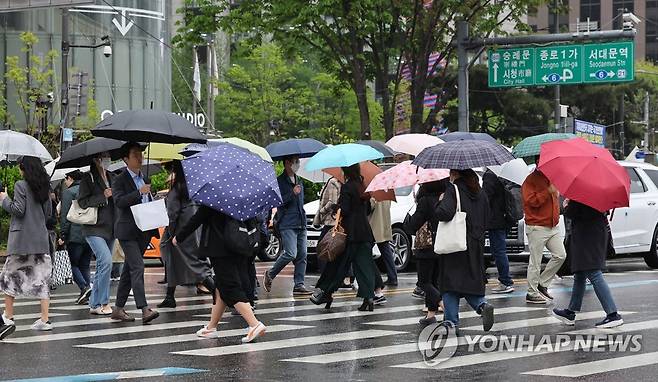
[435,169,494,332]
[312,163,378,311]
[552,200,623,328]
[404,179,450,325]
[173,207,266,343]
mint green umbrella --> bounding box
[512,133,576,158]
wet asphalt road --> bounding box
[1,257,657,382]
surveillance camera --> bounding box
[103,45,112,58]
[623,12,641,25]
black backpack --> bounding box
[223,217,261,257]
[502,180,524,226]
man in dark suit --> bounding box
[110,142,159,324]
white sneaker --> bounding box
[195,325,218,338]
[31,319,53,331]
[2,313,14,326]
[241,322,266,343]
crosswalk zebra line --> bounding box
[392,318,658,370]
[459,310,636,331]
[195,301,364,318]
[566,319,658,335]
[522,351,658,377]
[4,294,165,309]
[16,316,143,332]
[366,306,545,327]
[76,324,314,349]
[171,329,405,357]
[274,305,425,322]
[12,313,68,321]
[1,321,207,344]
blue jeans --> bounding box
[489,229,513,286]
[67,242,92,291]
[269,228,307,288]
[86,236,114,309]
[377,241,398,283]
[568,270,618,315]
[442,291,487,327]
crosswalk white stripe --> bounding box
[1,321,207,344]
[459,310,636,331]
[127,304,212,314]
[3,294,164,308]
[522,351,658,377]
[16,316,141,331]
[365,306,544,327]
[172,329,405,357]
[393,318,658,370]
[12,312,68,321]
[275,305,425,322]
[76,324,313,349]
[195,301,363,317]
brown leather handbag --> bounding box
[317,209,347,262]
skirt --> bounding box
[0,254,52,299]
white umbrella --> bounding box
[385,134,443,156]
[488,158,531,186]
[45,157,90,182]
[0,130,53,163]
[296,157,332,183]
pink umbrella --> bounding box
[366,161,450,192]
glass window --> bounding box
[580,0,601,25]
[647,1,658,62]
[613,0,634,29]
[642,169,658,189]
[627,167,647,193]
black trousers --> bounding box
[417,257,442,311]
[116,236,150,309]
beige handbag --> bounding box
[67,200,98,225]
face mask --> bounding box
[291,162,300,174]
[100,158,111,170]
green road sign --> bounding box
[488,47,535,87]
[583,41,634,83]
[535,45,583,85]
[488,41,634,87]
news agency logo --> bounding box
[418,328,643,367]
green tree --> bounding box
[4,32,59,150]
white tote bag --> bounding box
[434,183,468,254]
[130,198,169,231]
[67,200,98,225]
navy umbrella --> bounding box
[356,140,397,158]
[182,144,282,221]
[92,110,207,144]
[266,138,326,161]
[55,137,134,169]
[413,140,514,170]
[441,132,497,143]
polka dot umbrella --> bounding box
[182,144,282,221]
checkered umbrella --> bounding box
[412,140,515,170]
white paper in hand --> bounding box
[130,198,168,231]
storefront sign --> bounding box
[101,110,206,128]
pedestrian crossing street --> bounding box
[2,272,658,380]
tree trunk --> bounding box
[353,67,371,139]
[381,86,394,140]
[409,80,426,133]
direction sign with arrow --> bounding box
[112,10,134,36]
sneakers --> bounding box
[77,287,92,305]
[31,319,53,331]
[479,303,495,332]
[110,308,135,322]
[411,287,425,299]
[142,308,160,324]
[595,313,624,328]
[491,284,515,294]
[537,285,554,300]
[195,325,218,338]
[373,295,387,305]
[552,308,576,326]
[419,316,437,326]
[2,313,15,326]
[0,323,15,340]
[262,271,273,293]
[525,293,547,304]
[292,285,314,296]
[90,306,113,315]
[241,322,266,343]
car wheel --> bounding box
[257,234,281,262]
[390,227,411,272]
[644,224,658,269]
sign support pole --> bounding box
[457,21,469,132]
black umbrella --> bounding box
[55,137,132,169]
[91,110,207,144]
[266,138,326,161]
[108,159,163,176]
[356,140,397,158]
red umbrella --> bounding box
[538,138,630,212]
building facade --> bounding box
[0,0,173,132]
[528,0,657,61]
